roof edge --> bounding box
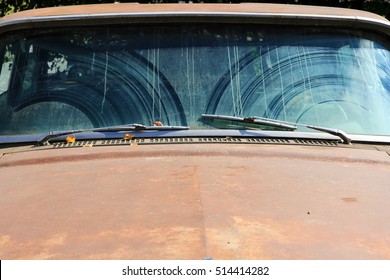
[1,3,388,22]
[0,3,389,37]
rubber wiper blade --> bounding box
[36,124,190,146]
[201,114,297,131]
[92,124,190,132]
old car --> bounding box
[1,3,390,259]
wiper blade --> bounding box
[201,114,297,131]
[202,114,351,144]
[92,124,189,132]
[36,124,190,146]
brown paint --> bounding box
[1,144,390,259]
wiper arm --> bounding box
[305,124,351,144]
[36,124,190,146]
[37,130,83,146]
[252,116,351,144]
[201,114,297,131]
[201,114,351,144]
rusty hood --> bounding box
[0,143,390,259]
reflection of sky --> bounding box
[0,61,12,94]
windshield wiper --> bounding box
[92,124,189,132]
[252,116,351,144]
[202,114,297,130]
[36,124,190,146]
[201,114,351,144]
[201,114,297,131]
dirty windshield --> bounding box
[1,24,390,136]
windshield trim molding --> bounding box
[1,11,390,38]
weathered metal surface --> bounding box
[0,144,390,259]
[1,3,389,39]
[1,3,386,21]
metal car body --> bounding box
[1,3,390,259]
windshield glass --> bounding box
[1,24,390,135]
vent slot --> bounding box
[52,137,339,148]
[293,139,338,146]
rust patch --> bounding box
[0,235,11,248]
[1,144,390,168]
[1,144,390,259]
[205,216,328,259]
[1,3,386,23]
[0,233,68,259]
[0,227,205,260]
[358,237,390,259]
[342,197,358,202]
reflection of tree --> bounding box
[0,0,389,19]
[9,44,186,127]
